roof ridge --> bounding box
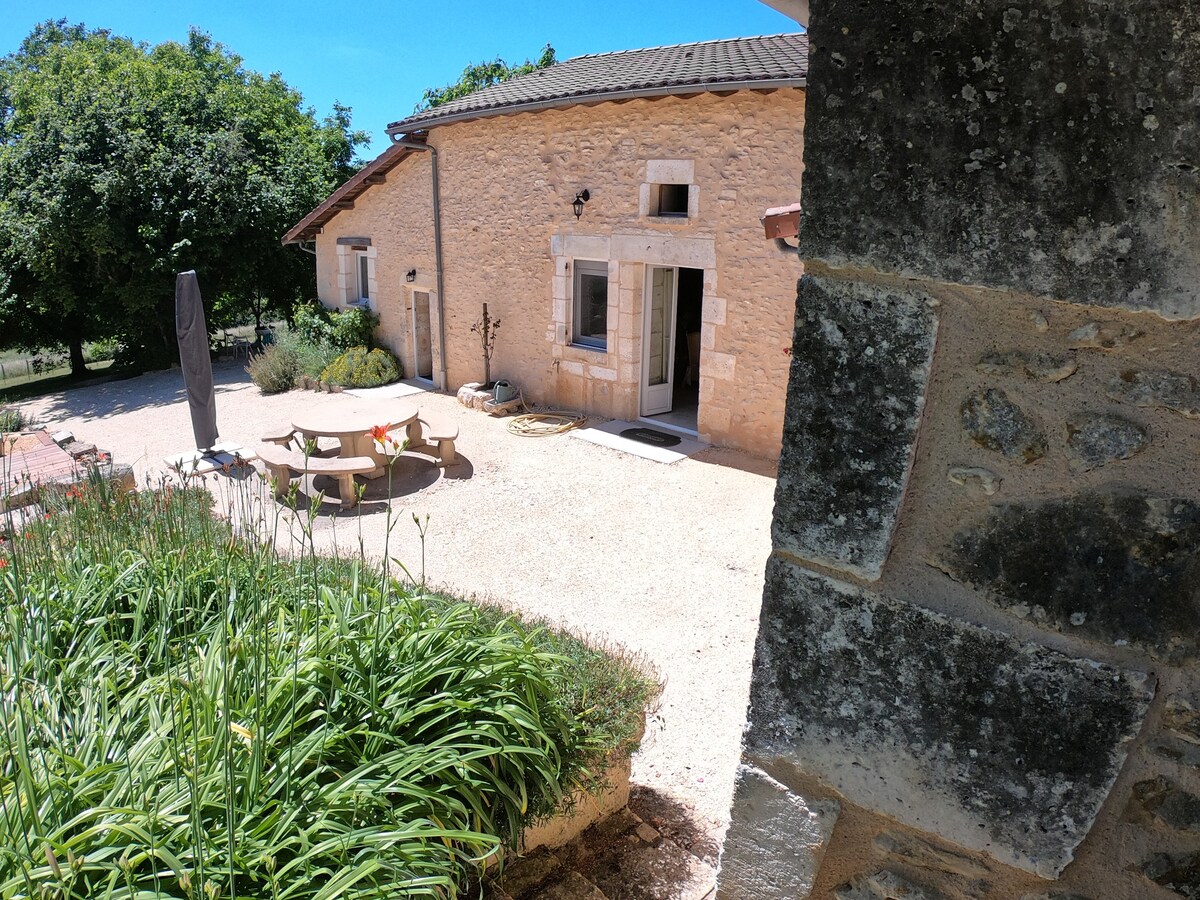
[565,32,805,63]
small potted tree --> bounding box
[470,303,501,389]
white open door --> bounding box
[641,266,678,416]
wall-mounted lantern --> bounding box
[572,190,590,220]
[405,269,417,283]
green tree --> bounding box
[0,20,368,375]
[418,44,556,111]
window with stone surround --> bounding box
[354,250,370,304]
[640,160,697,220]
[335,237,374,309]
[572,260,609,350]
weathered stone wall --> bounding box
[725,0,1200,897]
[314,155,439,382]
[314,90,805,457]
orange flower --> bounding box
[0,559,8,568]
[370,424,390,444]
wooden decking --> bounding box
[1,431,79,499]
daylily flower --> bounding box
[371,423,404,457]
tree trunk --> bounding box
[68,336,87,378]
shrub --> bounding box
[320,345,402,388]
[329,305,379,349]
[246,342,299,393]
[0,405,22,432]
[276,327,339,379]
[293,300,379,350]
[83,338,119,362]
[0,471,657,898]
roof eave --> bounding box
[282,142,421,245]
[385,77,808,137]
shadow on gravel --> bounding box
[287,453,473,517]
[26,361,251,422]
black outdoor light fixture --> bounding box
[572,189,590,219]
[405,269,416,282]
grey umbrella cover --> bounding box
[175,270,220,451]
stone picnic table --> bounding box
[292,400,418,478]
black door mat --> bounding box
[619,427,682,447]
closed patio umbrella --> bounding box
[175,270,219,451]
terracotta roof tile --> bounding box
[387,32,808,134]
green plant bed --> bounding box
[0,475,656,898]
[320,346,402,388]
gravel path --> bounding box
[16,362,777,858]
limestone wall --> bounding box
[314,90,805,457]
[314,153,438,382]
[725,1,1200,897]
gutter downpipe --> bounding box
[390,136,449,391]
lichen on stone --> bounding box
[961,388,1047,462]
[1064,413,1149,473]
[1107,368,1200,420]
[939,491,1200,662]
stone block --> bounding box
[1135,851,1200,899]
[1164,696,1200,746]
[835,870,946,900]
[939,492,1200,662]
[703,351,736,381]
[744,558,1153,877]
[976,350,1077,384]
[1107,368,1200,420]
[1068,322,1144,352]
[961,388,1046,463]
[501,851,563,898]
[526,872,606,900]
[873,831,991,880]
[1126,776,1200,833]
[718,765,839,900]
[946,466,1000,496]
[702,296,726,326]
[645,159,695,184]
[773,276,937,580]
[589,837,716,900]
[1064,413,1149,473]
[798,0,1200,318]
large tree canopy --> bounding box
[0,20,367,374]
[418,44,556,111]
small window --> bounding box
[354,250,370,304]
[654,184,689,217]
[572,260,609,350]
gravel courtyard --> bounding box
[15,361,778,861]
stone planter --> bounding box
[457,381,495,410]
[520,752,635,854]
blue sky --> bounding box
[1,1,799,157]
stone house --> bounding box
[284,34,808,458]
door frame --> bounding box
[409,289,435,383]
[640,265,678,417]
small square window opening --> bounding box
[655,184,689,217]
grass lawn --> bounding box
[0,359,116,403]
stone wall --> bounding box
[724,1,1200,897]
[314,90,805,458]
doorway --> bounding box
[411,291,434,382]
[640,266,703,432]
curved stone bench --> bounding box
[257,444,375,509]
